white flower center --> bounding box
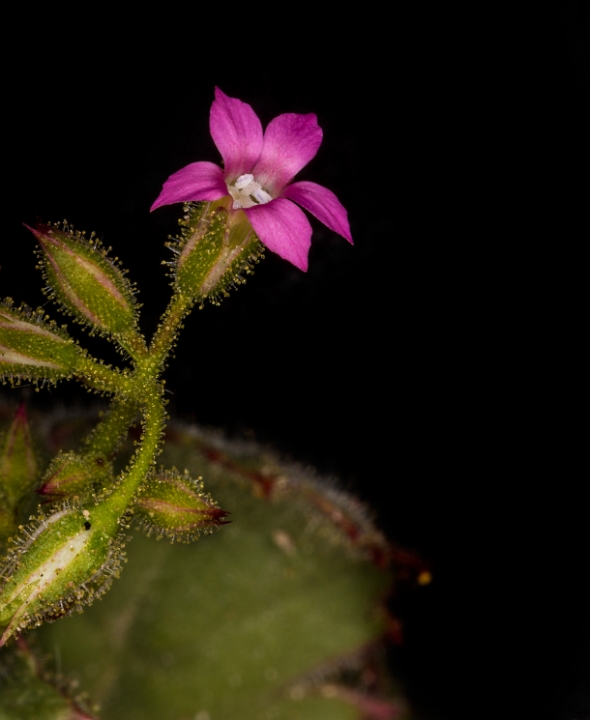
[228,174,273,210]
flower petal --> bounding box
[245,199,312,272]
[283,181,353,243]
[210,88,264,182]
[150,162,227,211]
[252,113,323,194]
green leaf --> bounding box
[0,641,97,720]
[36,427,402,720]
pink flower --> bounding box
[151,88,353,272]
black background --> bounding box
[3,3,589,719]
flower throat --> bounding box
[228,174,273,210]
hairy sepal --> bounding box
[0,300,82,385]
[134,467,229,543]
[37,450,113,502]
[170,201,264,305]
[0,503,127,646]
[29,223,139,340]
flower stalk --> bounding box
[0,86,354,650]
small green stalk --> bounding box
[148,291,194,371]
[113,328,149,365]
[83,398,139,461]
[76,356,134,396]
[102,381,166,515]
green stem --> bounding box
[103,381,165,516]
[77,357,134,396]
[148,292,194,371]
[116,328,149,363]
[76,242,216,522]
[84,398,139,460]
[96,291,194,516]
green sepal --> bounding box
[0,301,82,384]
[0,502,127,647]
[0,404,38,509]
[37,450,113,501]
[171,201,264,304]
[133,467,229,543]
[28,223,139,340]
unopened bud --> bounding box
[171,201,264,302]
[0,505,17,548]
[134,468,229,542]
[0,503,125,646]
[36,450,111,500]
[0,301,81,383]
[0,404,38,509]
[28,224,138,337]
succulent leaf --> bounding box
[35,419,407,720]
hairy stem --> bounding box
[103,380,166,516]
[116,328,149,364]
[148,292,194,372]
[77,357,134,396]
[84,398,140,460]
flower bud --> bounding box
[0,301,81,383]
[0,404,38,509]
[134,468,229,542]
[28,224,138,337]
[36,450,111,500]
[0,505,17,549]
[0,503,125,646]
[171,201,264,303]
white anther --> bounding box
[234,174,254,190]
[229,174,274,210]
[252,187,273,204]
